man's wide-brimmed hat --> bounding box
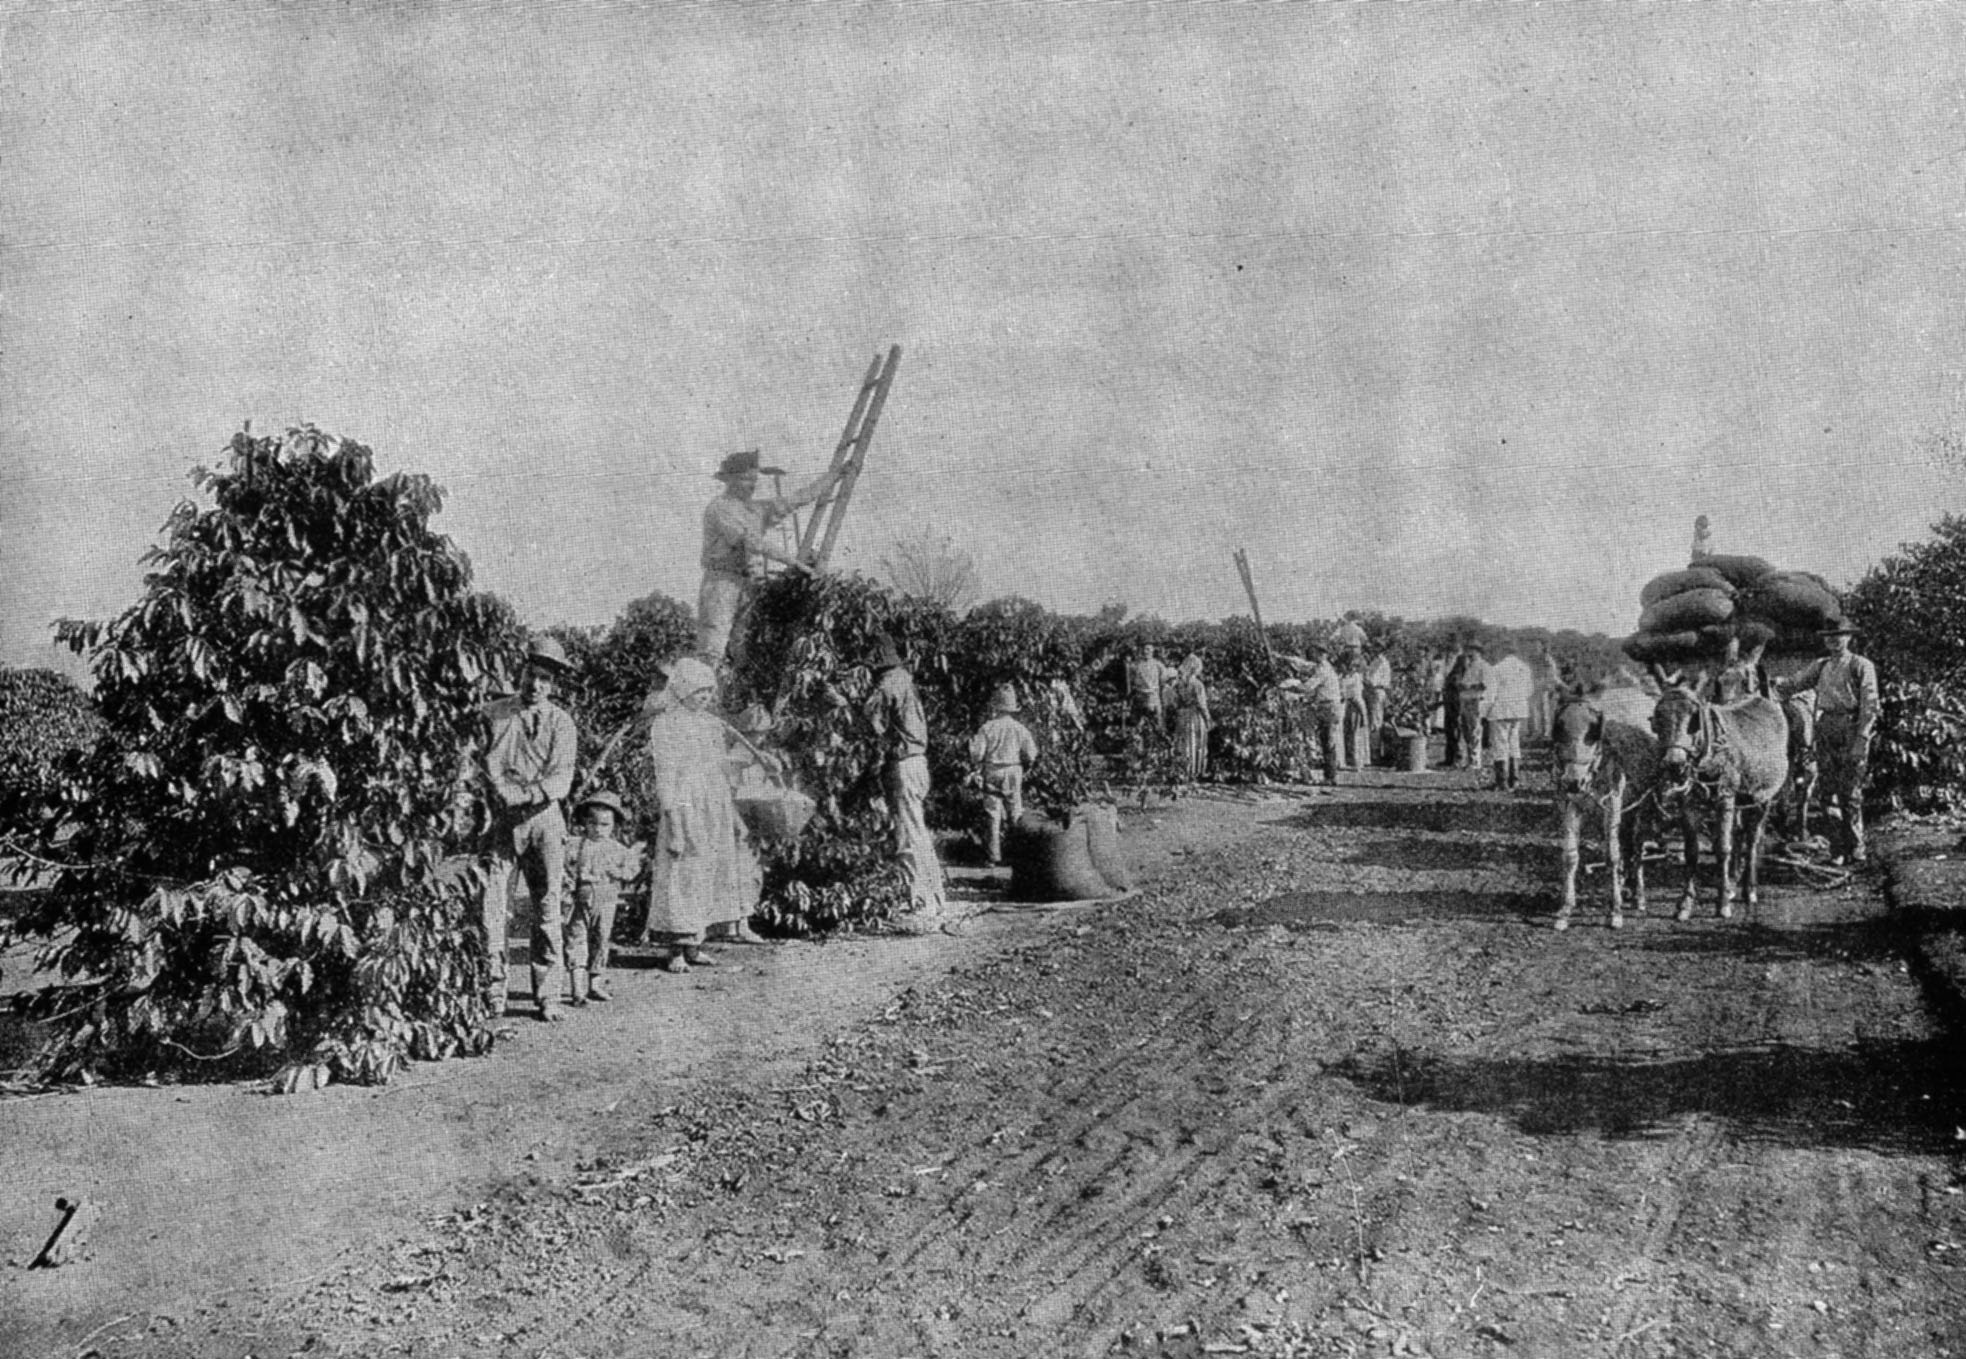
[990,683,1019,714]
[575,790,625,819]
[714,448,785,481]
[872,633,907,669]
[1819,619,1860,636]
[524,636,574,674]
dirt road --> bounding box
[16,773,1966,1358]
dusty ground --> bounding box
[6,763,1966,1359]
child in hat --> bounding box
[562,790,643,1004]
[968,683,1040,867]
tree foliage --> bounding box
[1846,515,1966,811]
[547,590,696,838]
[13,426,526,1085]
[0,668,103,846]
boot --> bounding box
[1507,758,1519,791]
[1492,762,1508,790]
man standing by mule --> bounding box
[697,448,841,664]
[479,638,581,1024]
[1779,620,1879,866]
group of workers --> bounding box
[474,444,1889,1027]
[475,445,1044,1026]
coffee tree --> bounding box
[731,571,956,933]
[0,668,102,851]
[14,426,524,1086]
[1847,514,1966,810]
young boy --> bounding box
[562,791,642,1004]
[968,684,1040,867]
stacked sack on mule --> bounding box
[1624,553,1843,667]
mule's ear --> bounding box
[1587,711,1606,743]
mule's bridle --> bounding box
[1660,686,1727,794]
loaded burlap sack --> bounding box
[1695,553,1776,589]
[1741,570,1841,630]
[1006,808,1120,902]
[1623,629,1710,666]
[1082,802,1132,892]
[1637,587,1735,635]
[1638,567,1735,607]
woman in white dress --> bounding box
[640,658,762,971]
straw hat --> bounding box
[524,636,574,674]
[713,448,785,480]
[574,790,625,820]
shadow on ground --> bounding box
[1332,1035,1966,1156]
[1266,796,1555,837]
[1215,889,1549,929]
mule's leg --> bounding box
[1605,794,1625,931]
[1715,799,1737,919]
[1675,801,1701,922]
[1556,797,1581,931]
[1624,803,1649,918]
[1740,800,1769,914]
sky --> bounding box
[4,0,1964,679]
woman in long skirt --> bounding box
[641,658,760,971]
[1171,654,1210,781]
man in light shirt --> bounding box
[864,634,951,929]
[1362,647,1394,764]
[697,448,841,664]
[1282,642,1345,787]
[1483,645,1535,791]
[479,638,581,1025]
[1778,621,1880,865]
[968,684,1040,867]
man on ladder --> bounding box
[696,448,841,665]
[695,345,901,669]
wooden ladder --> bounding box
[795,345,901,571]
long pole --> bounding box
[1233,549,1276,663]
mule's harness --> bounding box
[1663,687,1734,798]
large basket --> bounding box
[735,782,816,841]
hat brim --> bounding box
[714,465,786,479]
[526,654,575,674]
